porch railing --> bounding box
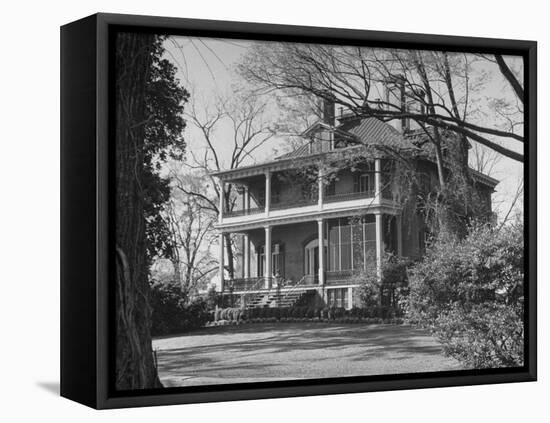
[226,277,271,291]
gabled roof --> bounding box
[338,116,415,150]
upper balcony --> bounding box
[216,158,396,229]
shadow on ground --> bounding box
[153,323,465,387]
[36,381,60,396]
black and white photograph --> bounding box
[3,0,547,420]
[113,30,527,391]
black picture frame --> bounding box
[60,12,537,409]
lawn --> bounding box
[153,323,466,387]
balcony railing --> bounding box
[270,197,317,211]
[324,189,374,203]
[221,190,377,220]
[224,206,264,218]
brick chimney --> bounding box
[321,94,335,126]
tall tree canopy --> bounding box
[115,32,188,390]
[239,45,523,162]
[238,44,523,236]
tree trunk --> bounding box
[115,32,162,390]
[224,233,235,279]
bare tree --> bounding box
[157,174,218,297]
[238,45,524,237]
[470,142,502,176]
[175,93,276,279]
[498,176,524,228]
[238,45,523,162]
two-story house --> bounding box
[211,98,498,310]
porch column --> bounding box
[396,214,403,257]
[244,186,250,214]
[374,158,381,204]
[264,226,272,289]
[218,180,225,224]
[243,234,250,278]
[318,167,324,210]
[375,212,383,279]
[265,171,271,217]
[318,219,325,286]
[219,232,225,291]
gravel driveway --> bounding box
[153,323,465,387]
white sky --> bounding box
[164,36,524,222]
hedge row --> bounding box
[207,316,405,326]
[211,306,402,323]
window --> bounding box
[340,225,352,270]
[271,186,281,204]
[329,225,340,270]
[358,174,371,193]
[328,217,377,271]
[273,244,285,277]
[258,244,285,277]
[353,163,375,194]
[325,180,336,196]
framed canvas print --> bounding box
[60,13,537,409]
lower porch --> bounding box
[218,212,405,310]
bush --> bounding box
[355,254,410,318]
[150,282,210,336]
[407,222,524,368]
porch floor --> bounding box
[153,323,466,387]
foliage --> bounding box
[407,222,524,368]
[210,305,405,325]
[149,282,210,336]
[206,285,220,310]
[355,254,411,317]
[137,36,190,262]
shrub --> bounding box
[206,285,220,310]
[407,222,524,368]
[355,254,410,318]
[150,282,210,336]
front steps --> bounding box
[243,289,315,309]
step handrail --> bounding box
[241,277,269,308]
[273,275,309,307]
